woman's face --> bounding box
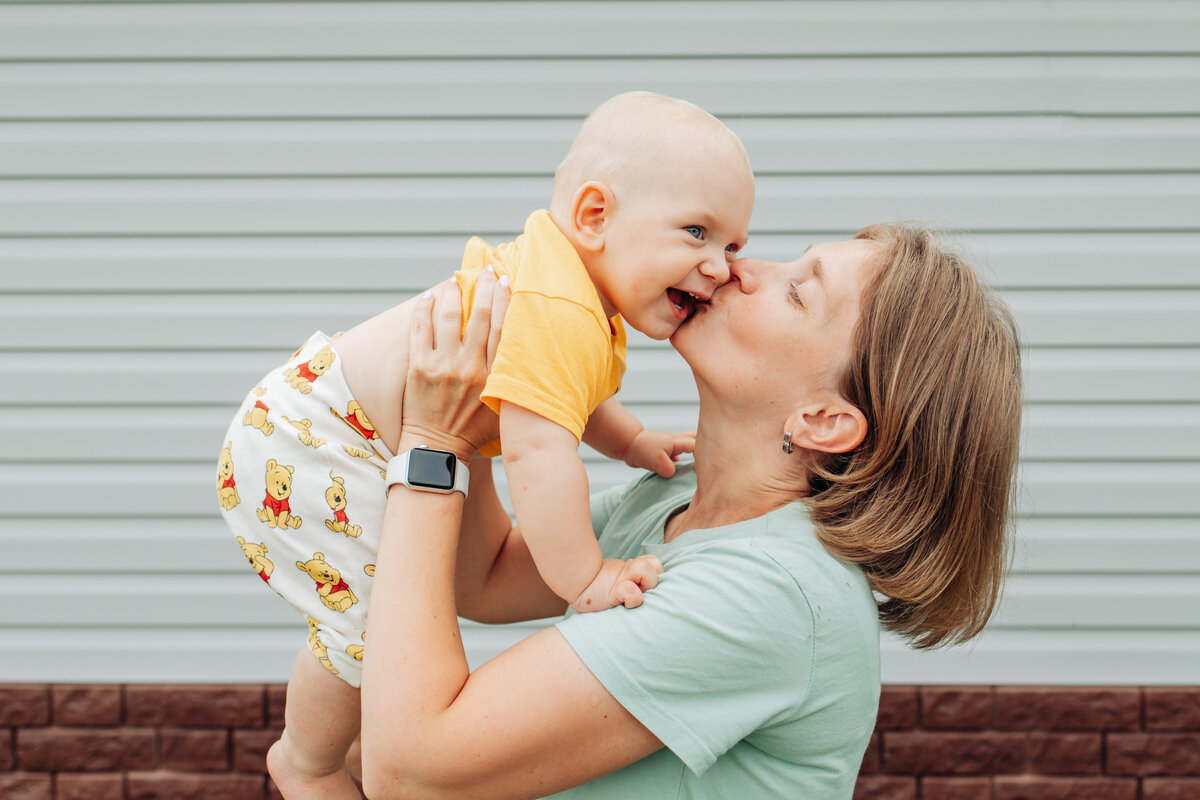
[670,238,881,407]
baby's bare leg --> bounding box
[267,646,363,800]
[334,296,419,456]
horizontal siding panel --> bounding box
[4,233,1200,292]
[0,349,701,406]
[0,619,547,683]
[2,461,1195,518]
[879,628,1200,685]
[0,519,249,573]
[2,175,1197,236]
[6,116,1200,177]
[993,574,1200,628]
[1020,404,1200,460]
[1021,461,1200,517]
[6,289,1197,350]
[3,405,701,464]
[12,516,1196,575]
[1016,518,1200,574]
[6,349,1198,405]
[3,57,1196,120]
[9,403,1198,464]
[2,1,1196,59]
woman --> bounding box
[359,224,1023,799]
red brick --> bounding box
[126,771,265,800]
[994,776,1136,800]
[267,684,287,728]
[876,686,918,730]
[0,686,49,727]
[853,775,917,800]
[52,685,121,727]
[0,773,51,800]
[922,777,993,800]
[1107,733,1200,776]
[883,731,1026,775]
[160,729,229,772]
[126,685,264,729]
[995,688,1139,731]
[1145,689,1200,731]
[1,728,13,771]
[17,728,155,771]
[1030,733,1101,775]
[921,687,993,730]
[56,773,124,800]
[1144,778,1200,800]
[233,728,280,774]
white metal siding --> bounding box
[4,0,1197,684]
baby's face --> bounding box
[594,154,754,340]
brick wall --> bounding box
[2,685,1198,799]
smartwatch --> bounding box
[386,445,469,497]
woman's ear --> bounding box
[569,181,613,253]
[786,400,867,455]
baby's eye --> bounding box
[684,225,705,239]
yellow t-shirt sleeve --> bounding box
[481,290,615,442]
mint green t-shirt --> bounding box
[549,464,881,800]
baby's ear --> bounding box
[569,181,613,253]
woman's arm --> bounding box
[453,453,568,623]
[361,274,662,799]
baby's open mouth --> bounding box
[668,288,706,321]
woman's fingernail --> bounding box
[422,291,432,299]
[485,264,495,273]
[498,275,509,288]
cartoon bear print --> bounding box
[305,615,339,675]
[236,535,274,584]
[324,474,362,538]
[257,459,303,529]
[330,400,379,441]
[296,552,358,613]
[242,393,275,437]
[284,345,336,394]
[281,416,326,449]
[346,632,365,662]
[217,442,242,510]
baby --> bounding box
[217,91,754,799]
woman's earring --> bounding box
[782,432,794,454]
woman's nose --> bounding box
[728,257,767,292]
[699,250,732,286]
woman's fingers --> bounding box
[409,288,436,366]
[430,278,463,355]
[487,273,510,371]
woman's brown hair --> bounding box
[805,223,1023,649]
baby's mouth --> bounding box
[667,288,706,322]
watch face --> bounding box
[407,448,456,491]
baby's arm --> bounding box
[583,397,696,478]
[500,401,661,612]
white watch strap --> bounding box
[385,446,469,497]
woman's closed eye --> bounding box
[789,283,806,309]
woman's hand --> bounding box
[400,267,510,462]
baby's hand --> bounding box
[570,556,664,613]
[623,428,696,478]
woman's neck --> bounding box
[665,409,810,542]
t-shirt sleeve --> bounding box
[481,290,614,441]
[555,544,816,775]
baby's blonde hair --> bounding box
[550,91,750,217]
